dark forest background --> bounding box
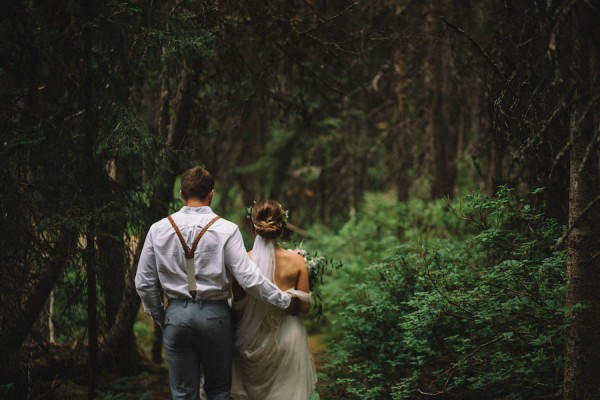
[1,1,600,399]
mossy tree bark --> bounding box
[563,2,600,398]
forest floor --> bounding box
[39,333,328,399]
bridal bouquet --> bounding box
[288,246,342,319]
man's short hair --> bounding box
[180,167,214,201]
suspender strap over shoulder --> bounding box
[167,215,221,258]
[166,215,221,297]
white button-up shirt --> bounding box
[135,206,291,323]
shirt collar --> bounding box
[180,206,213,214]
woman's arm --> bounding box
[295,258,311,315]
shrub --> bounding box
[319,188,566,399]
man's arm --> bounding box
[224,228,291,309]
[134,229,166,326]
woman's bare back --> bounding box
[272,247,304,291]
[233,246,310,315]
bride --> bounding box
[231,200,317,400]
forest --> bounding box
[1,0,599,399]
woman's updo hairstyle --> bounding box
[251,200,286,240]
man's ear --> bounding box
[179,190,185,201]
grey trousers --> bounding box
[163,299,233,400]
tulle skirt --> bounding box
[232,310,317,400]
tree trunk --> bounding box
[563,3,600,398]
[98,162,127,328]
[167,63,202,150]
[48,290,56,343]
[392,49,411,202]
[98,219,126,327]
[424,0,458,199]
[101,236,143,374]
[486,137,500,196]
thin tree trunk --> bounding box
[86,224,99,400]
[486,137,499,196]
[392,49,411,202]
[157,49,172,141]
[48,290,55,344]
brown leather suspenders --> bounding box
[166,215,221,298]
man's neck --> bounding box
[184,198,210,208]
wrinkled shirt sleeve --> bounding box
[134,228,166,326]
[224,228,291,309]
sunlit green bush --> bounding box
[314,188,567,399]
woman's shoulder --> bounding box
[278,248,306,268]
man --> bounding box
[135,166,291,400]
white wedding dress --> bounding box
[231,236,317,400]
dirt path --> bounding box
[309,333,329,397]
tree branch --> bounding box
[552,194,600,251]
[296,1,359,36]
[440,16,506,81]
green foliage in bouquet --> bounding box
[318,187,568,399]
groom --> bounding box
[135,166,291,400]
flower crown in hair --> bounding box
[246,200,289,223]
[246,201,257,220]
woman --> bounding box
[231,200,317,400]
